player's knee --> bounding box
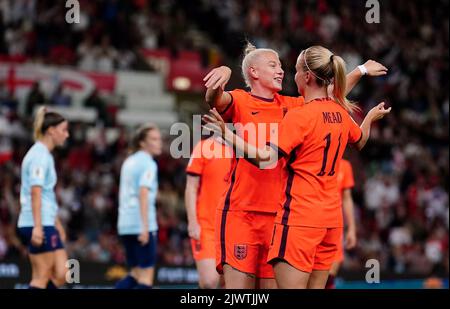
[52,272,67,286]
[130,268,140,279]
[52,264,67,285]
[135,268,153,284]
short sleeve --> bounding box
[29,157,47,187]
[218,91,235,122]
[269,109,308,157]
[139,162,157,188]
[220,89,247,123]
[186,141,206,176]
[348,115,362,144]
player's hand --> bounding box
[345,227,357,249]
[138,230,149,245]
[202,108,227,137]
[204,66,232,90]
[363,60,388,76]
[188,221,201,240]
[367,102,391,122]
[31,226,44,247]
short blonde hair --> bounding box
[241,42,279,88]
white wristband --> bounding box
[358,64,368,76]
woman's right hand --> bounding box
[188,220,201,240]
[138,230,150,245]
[202,108,227,137]
[204,66,232,90]
[31,226,44,247]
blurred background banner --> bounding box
[0,0,448,289]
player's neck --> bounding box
[141,148,153,157]
[249,85,275,100]
[304,87,329,103]
[39,136,55,152]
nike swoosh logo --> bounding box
[251,111,260,115]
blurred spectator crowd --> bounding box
[0,0,449,278]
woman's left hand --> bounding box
[202,108,227,137]
[363,60,388,76]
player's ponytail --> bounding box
[300,46,359,113]
[241,41,279,88]
[33,106,46,141]
[130,123,158,153]
[331,54,358,113]
[33,106,66,141]
[244,41,257,56]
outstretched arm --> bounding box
[330,60,388,96]
[204,66,233,112]
[202,109,278,168]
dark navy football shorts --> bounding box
[18,226,64,254]
[120,232,158,268]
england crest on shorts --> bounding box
[195,241,202,252]
[51,235,58,248]
[234,244,247,260]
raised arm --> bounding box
[328,60,388,97]
[355,102,391,150]
[345,60,388,95]
[204,66,233,113]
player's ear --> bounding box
[46,126,55,137]
[249,66,258,79]
[305,71,312,84]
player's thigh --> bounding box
[257,278,277,289]
[272,260,309,289]
[29,252,54,277]
[52,249,68,279]
[223,263,255,289]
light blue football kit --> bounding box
[118,150,158,235]
[18,142,58,228]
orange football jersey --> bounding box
[186,138,233,229]
[219,89,304,213]
[270,98,362,228]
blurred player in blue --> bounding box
[17,106,69,289]
[115,124,162,289]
